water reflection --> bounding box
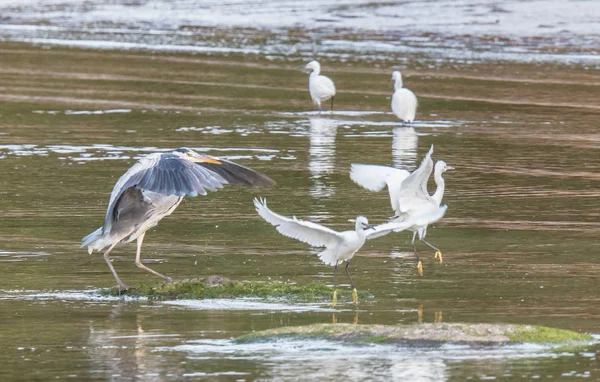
[308,117,337,199]
[392,127,418,169]
[86,305,181,379]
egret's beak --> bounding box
[300,65,312,73]
[366,224,376,230]
[447,165,455,170]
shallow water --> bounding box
[0,39,599,380]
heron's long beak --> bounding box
[191,154,221,165]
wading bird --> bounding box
[350,145,451,275]
[391,71,418,124]
[254,198,410,306]
[82,148,274,293]
[303,60,336,113]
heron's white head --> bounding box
[435,160,454,174]
[304,60,321,75]
[392,71,403,89]
[173,147,221,164]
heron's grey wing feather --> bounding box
[397,145,434,213]
[196,157,275,187]
[102,153,219,233]
[254,198,341,247]
[102,153,274,234]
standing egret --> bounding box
[350,145,452,275]
[303,61,336,113]
[253,198,409,306]
[391,71,418,124]
[82,148,275,293]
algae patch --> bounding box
[99,276,338,301]
[508,325,592,344]
[235,323,592,345]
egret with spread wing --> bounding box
[350,145,452,275]
[82,148,274,293]
[254,198,408,306]
[303,61,336,113]
[391,71,418,124]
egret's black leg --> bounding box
[422,239,443,263]
[330,96,335,112]
[345,262,358,304]
[332,264,338,307]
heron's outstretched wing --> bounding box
[397,145,434,213]
[103,153,274,233]
[350,164,410,213]
[254,198,342,248]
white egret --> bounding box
[253,197,410,306]
[350,145,452,275]
[303,61,336,113]
[81,148,274,293]
[391,71,418,124]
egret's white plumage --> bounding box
[391,71,418,123]
[254,197,409,305]
[304,61,336,112]
[350,145,452,274]
[350,164,409,213]
[254,197,406,266]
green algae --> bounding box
[508,325,592,344]
[235,323,592,345]
[99,278,337,301]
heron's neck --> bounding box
[432,169,445,206]
[394,77,403,91]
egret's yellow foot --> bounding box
[417,260,423,276]
[332,289,338,307]
[353,313,359,325]
[417,303,423,324]
[332,313,337,324]
[435,251,443,264]
[435,311,443,323]
[352,288,359,305]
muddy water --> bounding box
[0,43,599,380]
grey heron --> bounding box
[303,61,336,113]
[82,148,275,293]
[253,197,412,306]
[391,71,418,124]
[350,145,451,275]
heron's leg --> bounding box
[330,96,334,113]
[134,233,173,283]
[412,231,423,276]
[332,264,338,307]
[345,262,358,305]
[103,242,130,295]
[422,239,443,264]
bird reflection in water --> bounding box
[392,126,418,169]
[308,117,338,199]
